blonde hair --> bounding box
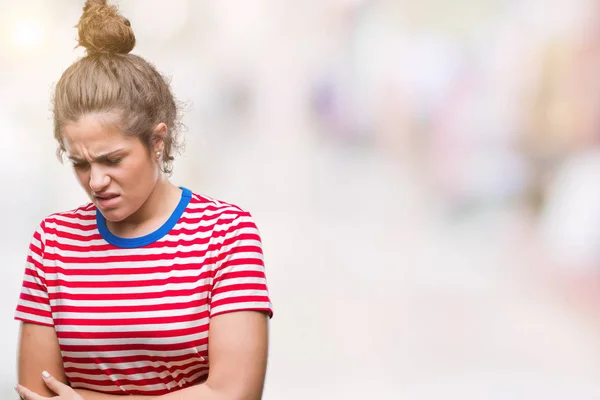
[53,0,182,174]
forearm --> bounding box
[156,383,228,400]
[76,384,226,400]
[76,388,150,400]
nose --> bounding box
[89,164,110,192]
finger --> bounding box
[14,384,49,400]
[41,371,69,396]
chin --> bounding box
[100,208,131,223]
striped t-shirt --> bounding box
[14,187,273,396]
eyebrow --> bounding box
[68,148,125,162]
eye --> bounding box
[106,158,122,165]
[72,162,89,170]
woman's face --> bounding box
[62,112,162,223]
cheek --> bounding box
[74,169,90,187]
[116,159,156,188]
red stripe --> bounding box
[64,361,206,380]
[63,352,206,365]
[212,282,267,295]
[47,213,95,222]
[48,234,219,252]
[57,325,208,340]
[19,292,49,305]
[14,315,54,326]
[53,298,209,314]
[26,255,44,273]
[21,280,49,296]
[214,269,266,284]
[15,304,52,319]
[211,295,271,309]
[46,275,210,289]
[45,248,220,264]
[68,368,207,392]
[45,227,102,242]
[54,310,209,326]
[46,263,213,277]
[50,219,98,232]
[215,257,264,274]
[60,337,208,353]
[24,262,45,281]
[211,307,273,319]
[48,287,209,301]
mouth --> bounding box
[94,194,121,207]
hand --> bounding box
[15,371,84,400]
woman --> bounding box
[14,1,273,399]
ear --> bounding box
[152,123,168,153]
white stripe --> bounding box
[62,346,207,359]
[72,383,123,392]
[64,353,207,371]
[50,293,205,308]
[27,250,44,266]
[55,318,209,333]
[49,254,218,269]
[50,268,209,282]
[214,276,267,286]
[53,304,209,320]
[54,243,261,260]
[22,273,47,285]
[74,369,207,392]
[48,280,210,295]
[21,287,49,300]
[49,229,214,247]
[219,250,264,263]
[15,311,53,326]
[46,225,98,237]
[28,236,43,250]
[212,289,268,302]
[60,331,208,346]
[17,298,51,311]
[213,220,257,235]
[211,301,271,316]
[51,214,97,226]
[187,202,241,214]
[53,241,216,258]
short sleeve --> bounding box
[210,212,273,318]
[14,220,54,326]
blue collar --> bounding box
[96,187,192,248]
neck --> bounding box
[107,178,182,238]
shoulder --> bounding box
[187,191,255,221]
[184,191,260,236]
[38,202,97,233]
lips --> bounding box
[95,194,119,200]
[94,193,121,208]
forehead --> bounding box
[62,113,134,155]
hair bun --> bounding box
[77,0,136,55]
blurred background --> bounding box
[2,0,600,398]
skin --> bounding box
[62,112,182,237]
[16,112,270,400]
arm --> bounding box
[158,310,269,400]
[16,220,69,397]
[17,323,149,400]
[17,322,70,397]
[17,321,160,400]
[75,310,269,400]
